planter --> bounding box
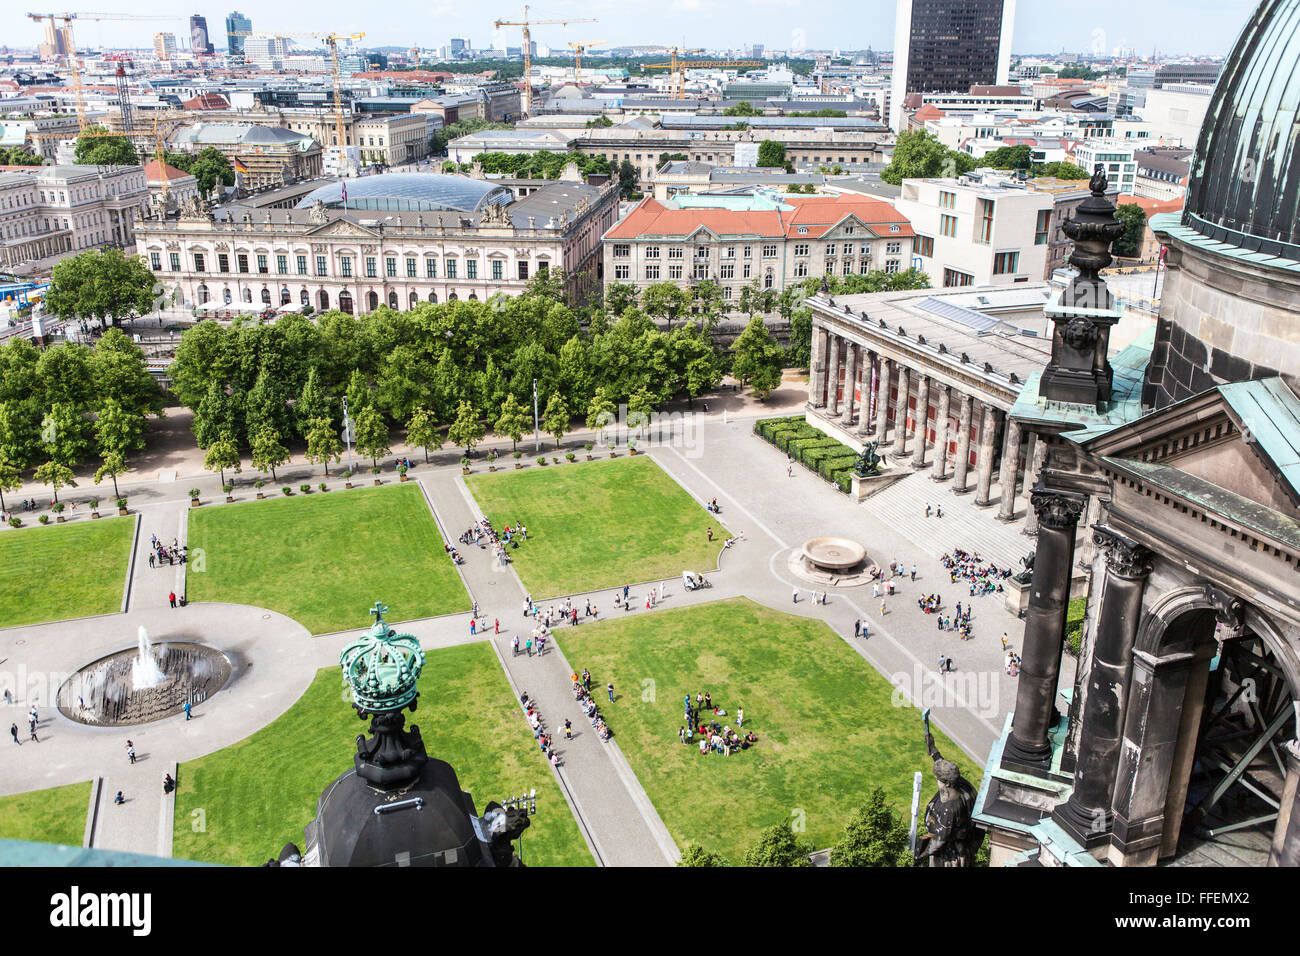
[461,468,470,476]
[586,454,593,461]
[190,499,200,507]
[399,474,409,482]
[345,482,354,489]
[514,463,522,469]
[56,515,66,523]
[629,448,639,455]
[117,507,127,516]
[256,492,265,500]
[608,452,617,458]
[225,496,234,503]
[488,465,497,472]
[91,512,100,519]
[373,479,382,486]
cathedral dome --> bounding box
[1183,0,1300,259]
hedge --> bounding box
[754,416,858,494]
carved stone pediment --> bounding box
[306,218,379,240]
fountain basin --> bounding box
[58,641,233,726]
[802,537,868,572]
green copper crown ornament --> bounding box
[339,602,425,715]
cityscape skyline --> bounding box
[0,0,1258,58]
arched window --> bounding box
[468,292,478,301]
[197,284,209,304]
[388,291,398,309]
[242,288,252,303]
[764,270,773,289]
[300,288,309,305]
[428,292,437,303]
[409,292,418,309]
[318,290,329,311]
[223,288,233,304]
[367,291,379,311]
[260,287,271,305]
[339,291,354,315]
[280,287,291,304]
[448,292,458,302]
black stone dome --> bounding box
[1184,0,1300,260]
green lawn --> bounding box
[560,597,981,863]
[186,484,468,634]
[0,518,133,628]
[465,456,729,599]
[0,782,90,847]
[173,642,592,867]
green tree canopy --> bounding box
[830,787,915,867]
[404,406,443,463]
[353,404,391,467]
[757,140,786,168]
[303,416,343,475]
[1114,202,1148,259]
[73,126,138,166]
[743,823,813,867]
[45,247,159,328]
[881,129,977,185]
[250,424,289,481]
[493,394,528,452]
[678,844,729,866]
[730,316,785,399]
[446,400,484,456]
[542,391,570,449]
[203,434,242,487]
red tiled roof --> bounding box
[142,159,192,182]
[913,104,947,123]
[604,194,915,242]
[1118,195,1184,217]
[182,93,229,110]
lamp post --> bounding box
[341,395,354,475]
[533,378,540,453]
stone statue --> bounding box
[853,441,883,478]
[1013,550,1035,585]
[915,709,980,867]
[308,199,329,224]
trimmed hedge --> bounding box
[755,416,859,494]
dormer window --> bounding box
[798,226,808,234]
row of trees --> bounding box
[977,143,1090,180]
[161,147,236,198]
[465,149,613,180]
[0,146,42,166]
[0,330,164,508]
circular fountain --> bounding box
[788,536,877,587]
[57,627,233,726]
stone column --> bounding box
[996,416,1024,521]
[1109,637,1216,867]
[826,334,842,416]
[1076,495,1103,566]
[1023,435,1050,535]
[931,384,951,481]
[1021,432,1039,498]
[1001,484,1086,774]
[809,326,828,407]
[973,405,999,507]
[1269,741,1300,867]
[912,374,930,469]
[840,342,858,426]
[952,393,973,493]
[856,351,874,436]
[1053,528,1153,847]
[875,357,892,444]
[892,365,910,458]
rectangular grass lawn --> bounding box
[186,484,467,634]
[560,597,981,863]
[172,642,592,866]
[0,781,91,847]
[465,456,729,599]
[0,518,133,628]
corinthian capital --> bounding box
[1093,527,1153,579]
[1030,484,1085,531]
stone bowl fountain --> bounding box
[788,536,877,587]
[57,627,233,726]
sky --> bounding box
[3,0,1261,58]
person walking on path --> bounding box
[184,701,192,721]
[881,600,887,616]
[706,527,713,542]
[861,620,869,640]
[792,587,799,604]
[854,620,861,638]
[127,744,136,763]
[910,565,917,582]
[607,682,615,703]
[512,635,520,657]
[168,591,177,608]
[470,618,477,636]
[1001,632,1009,651]
[564,719,572,740]
[525,637,533,657]
[787,464,793,478]
[148,552,155,569]
[9,723,18,745]
[494,619,500,635]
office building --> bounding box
[226,11,252,58]
[153,32,178,61]
[190,15,214,55]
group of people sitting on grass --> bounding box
[443,543,465,565]
[521,692,563,768]
[679,691,756,756]
[571,671,613,741]
[942,549,1013,593]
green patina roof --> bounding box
[1150,211,1300,274]
[1009,324,1155,441]
[1219,377,1300,504]
[0,837,213,866]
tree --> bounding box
[0,401,39,482]
[193,380,237,450]
[980,144,1035,173]
[186,147,235,198]
[493,394,528,452]
[617,159,639,198]
[73,126,138,166]
[303,417,342,475]
[92,400,142,499]
[446,400,484,457]
[881,129,976,185]
[1114,202,1148,259]
[542,391,570,449]
[295,367,331,438]
[0,452,21,513]
[722,101,760,116]
[743,823,813,867]
[641,282,691,328]
[627,386,655,438]
[403,406,443,463]
[585,386,616,443]
[678,844,729,866]
[730,316,785,399]
[787,306,813,367]
[830,788,915,867]
[34,460,75,504]
[1038,161,1090,180]
[245,366,292,443]
[250,424,289,481]
[603,281,639,318]
[353,404,391,467]
[0,147,43,166]
[204,434,242,486]
[757,140,786,168]
[45,247,159,328]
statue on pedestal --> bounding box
[915,709,980,867]
[853,442,883,478]
[1013,550,1036,585]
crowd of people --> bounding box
[679,690,756,757]
[570,669,613,741]
[942,549,1013,596]
[148,533,187,569]
[523,593,588,629]
[520,691,563,769]
[458,515,528,568]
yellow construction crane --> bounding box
[642,51,764,99]
[231,30,364,150]
[26,12,185,130]
[494,6,597,117]
[566,40,606,82]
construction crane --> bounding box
[566,40,606,82]
[26,12,184,130]
[105,53,134,132]
[642,50,764,99]
[231,30,364,152]
[493,6,597,117]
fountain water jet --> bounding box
[131,626,165,690]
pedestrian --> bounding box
[925,503,932,518]
[910,565,917,582]
[525,638,532,657]
[623,584,629,600]
[881,601,887,616]
[512,635,520,656]
[128,745,136,763]
[148,552,155,569]
[470,618,477,636]
[583,668,591,690]
[9,723,18,744]
[707,527,713,542]
[564,719,572,740]
[861,620,869,640]
[1001,632,1008,651]
[607,682,614,703]
[792,587,799,604]
[168,591,177,608]
[873,582,881,599]
[787,464,793,477]
[854,620,861,638]
[737,707,744,727]
[184,701,192,721]
[114,791,125,805]
[936,505,943,518]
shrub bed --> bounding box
[754,416,859,494]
